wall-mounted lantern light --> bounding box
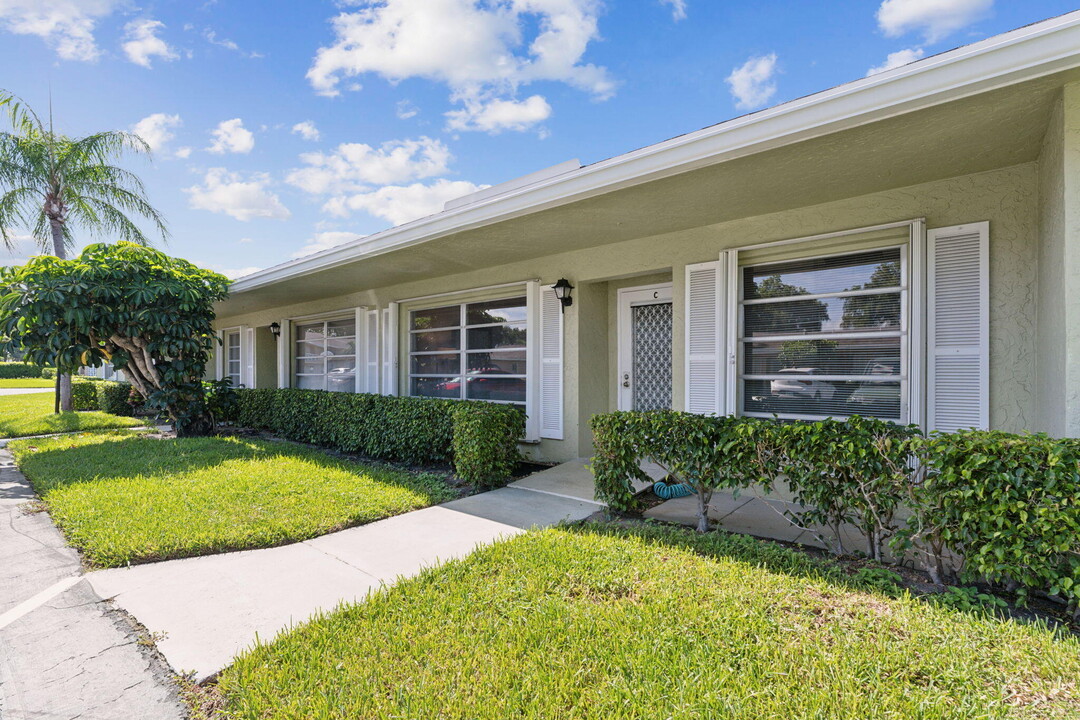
[553,278,574,312]
[269,322,281,340]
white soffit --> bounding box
[231,11,1080,294]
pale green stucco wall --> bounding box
[217,162,1040,460]
[1035,82,1080,438]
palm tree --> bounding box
[0,91,168,411]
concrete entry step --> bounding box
[509,457,662,504]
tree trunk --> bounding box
[695,486,712,533]
[49,218,73,413]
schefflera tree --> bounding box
[0,242,230,436]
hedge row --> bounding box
[592,411,1080,610]
[70,377,136,417]
[234,388,524,488]
[0,361,49,379]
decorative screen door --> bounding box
[617,284,674,411]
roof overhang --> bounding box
[227,11,1080,302]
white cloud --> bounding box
[207,118,255,154]
[725,53,778,111]
[445,94,552,133]
[323,179,486,226]
[660,0,687,21]
[185,168,290,222]
[291,121,320,142]
[122,18,178,68]
[1,229,41,265]
[876,0,992,44]
[131,113,182,154]
[287,136,453,195]
[866,47,924,76]
[202,28,263,58]
[0,0,121,61]
[238,237,254,243]
[307,0,612,134]
[214,265,263,280]
[175,146,192,159]
[396,100,419,120]
[292,230,364,258]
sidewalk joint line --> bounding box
[509,485,606,507]
[0,576,84,631]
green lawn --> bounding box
[0,392,141,438]
[10,432,456,568]
[214,524,1080,720]
[0,378,55,388]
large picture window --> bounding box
[294,317,356,392]
[739,247,906,421]
[409,297,527,407]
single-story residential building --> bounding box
[212,11,1080,463]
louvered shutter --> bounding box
[363,310,379,393]
[381,304,399,395]
[539,285,563,439]
[243,327,255,388]
[927,222,989,432]
[684,260,725,415]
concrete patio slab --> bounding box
[644,489,868,553]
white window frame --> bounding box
[407,295,529,409]
[721,219,925,425]
[291,313,358,392]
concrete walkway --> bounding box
[0,388,52,396]
[0,449,184,720]
[87,460,635,682]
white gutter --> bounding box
[231,11,1080,294]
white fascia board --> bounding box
[231,12,1080,295]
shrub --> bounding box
[234,389,522,487]
[0,361,44,378]
[591,410,1080,613]
[451,402,525,488]
[70,376,136,416]
[901,430,1080,607]
[70,378,99,411]
[40,366,56,379]
[203,379,240,424]
[777,416,919,560]
[96,380,135,416]
[591,411,775,532]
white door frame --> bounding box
[617,282,674,411]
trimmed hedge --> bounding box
[71,377,99,410]
[451,402,525,489]
[591,410,1080,611]
[235,388,523,487]
[70,377,136,416]
[0,361,46,379]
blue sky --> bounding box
[0,0,1075,278]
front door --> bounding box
[618,284,674,411]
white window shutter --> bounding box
[381,303,399,395]
[243,327,255,388]
[364,309,379,394]
[927,222,989,432]
[538,285,563,439]
[684,260,726,415]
